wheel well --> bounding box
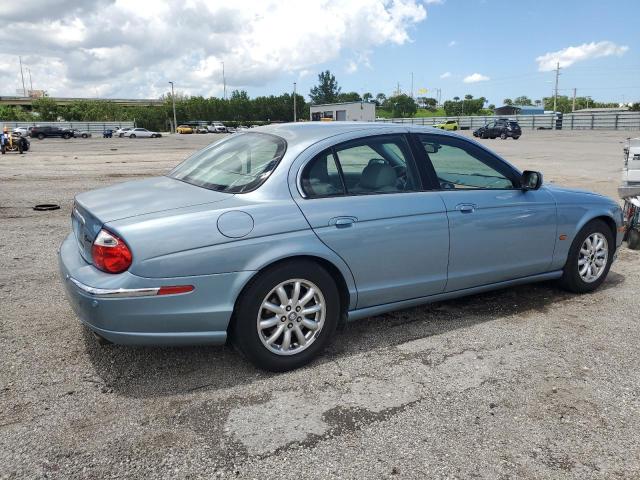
[593,215,617,245]
[234,255,351,318]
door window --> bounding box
[301,135,419,197]
[417,135,517,190]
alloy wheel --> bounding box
[257,279,326,356]
[578,232,608,283]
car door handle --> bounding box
[330,216,357,228]
[456,203,477,213]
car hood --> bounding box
[543,183,605,197]
[75,176,232,223]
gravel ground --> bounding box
[1,130,639,479]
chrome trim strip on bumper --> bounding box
[68,277,160,298]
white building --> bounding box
[310,101,376,122]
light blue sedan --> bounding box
[59,123,623,371]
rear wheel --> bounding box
[627,229,640,250]
[513,135,520,140]
[231,260,340,371]
[129,134,136,138]
[62,133,71,139]
[453,126,458,131]
[559,219,614,293]
[500,132,507,139]
[82,133,88,138]
[37,133,45,140]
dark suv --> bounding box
[473,119,521,140]
[30,126,74,140]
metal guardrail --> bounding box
[0,121,135,134]
[376,112,640,130]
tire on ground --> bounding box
[230,259,340,372]
[559,219,614,293]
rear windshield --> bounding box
[168,132,287,193]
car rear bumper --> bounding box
[58,233,253,346]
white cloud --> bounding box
[440,71,451,79]
[448,40,457,47]
[424,0,444,4]
[463,73,489,83]
[0,0,429,98]
[536,41,629,71]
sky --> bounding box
[0,0,638,106]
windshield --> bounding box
[168,132,287,193]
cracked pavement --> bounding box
[1,132,639,479]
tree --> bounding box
[502,98,513,106]
[487,104,495,110]
[309,70,341,104]
[336,91,361,102]
[362,92,373,103]
[513,96,533,106]
[387,94,417,117]
[453,96,460,102]
[32,97,60,121]
[464,94,473,100]
[375,93,387,106]
[443,96,486,116]
[630,102,640,112]
[534,99,542,107]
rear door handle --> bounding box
[329,216,357,228]
[456,203,477,213]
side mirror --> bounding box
[521,170,543,190]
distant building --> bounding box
[574,107,629,113]
[310,101,375,122]
[494,105,545,116]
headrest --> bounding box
[359,162,396,190]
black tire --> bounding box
[559,219,614,293]
[129,134,136,138]
[490,136,496,139]
[500,132,507,139]
[62,133,70,139]
[231,260,340,372]
[37,133,45,140]
[627,229,640,250]
[453,126,458,131]
[82,133,88,138]
[512,136,520,140]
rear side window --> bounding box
[301,135,419,198]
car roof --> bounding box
[253,121,465,146]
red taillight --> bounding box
[92,229,132,274]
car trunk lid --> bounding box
[72,176,232,263]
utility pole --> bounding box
[168,81,177,134]
[410,72,414,99]
[552,61,560,114]
[572,88,576,112]
[221,62,226,100]
[27,67,33,93]
[293,82,297,122]
[18,56,26,97]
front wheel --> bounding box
[512,135,520,140]
[500,132,507,139]
[129,134,136,138]
[559,219,614,293]
[37,133,45,140]
[452,126,458,131]
[231,260,340,371]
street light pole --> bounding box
[293,82,297,122]
[168,81,177,134]
[221,62,226,100]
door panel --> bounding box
[415,133,557,291]
[440,189,557,291]
[298,194,449,308]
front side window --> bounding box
[417,135,516,190]
[169,132,286,193]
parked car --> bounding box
[123,128,161,138]
[13,127,30,137]
[72,129,92,139]
[433,120,459,131]
[30,125,73,139]
[195,126,209,134]
[115,127,132,137]
[474,120,522,140]
[103,129,114,138]
[177,125,193,134]
[207,122,227,133]
[59,123,623,371]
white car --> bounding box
[115,127,132,137]
[207,122,227,133]
[13,127,29,137]
[123,128,161,138]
